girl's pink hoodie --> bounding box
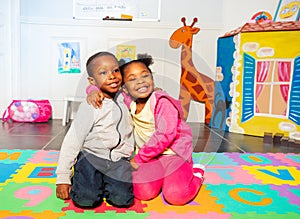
[124,90,194,165]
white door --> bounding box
[0,0,19,116]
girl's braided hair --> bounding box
[119,53,154,77]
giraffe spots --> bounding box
[191,91,206,101]
[188,59,193,67]
[186,38,191,46]
[206,84,215,93]
[186,72,197,84]
[182,50,188,58]
[192,84,205,95]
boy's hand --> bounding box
[130,158,139,170]
[56,184,71,200]
[87,90,104,109]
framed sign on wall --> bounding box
[73,0,161,21]
[274,0,300,21]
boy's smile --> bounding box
[107,80,121,88]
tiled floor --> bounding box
[1,119,300,153]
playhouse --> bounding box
[212,21,300,140]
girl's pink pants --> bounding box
[132,155,202,205]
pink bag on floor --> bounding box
[2,100,52,123]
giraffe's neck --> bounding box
[181,44,197,73]
[180,43,214,93]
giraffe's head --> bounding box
[169,17,200,49]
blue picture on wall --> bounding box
[58,42,81,74]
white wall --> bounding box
[1,0,279,122]
[0,0,12,119]
[0,0,20,119]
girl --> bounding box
[87,54,204,205]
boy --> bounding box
[56,51,134,208]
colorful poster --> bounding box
[116,45,136,63]
[58,42,81,74]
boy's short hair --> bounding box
[86,51,118,77]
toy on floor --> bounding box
[2,100,52,123]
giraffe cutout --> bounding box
[169,17,215,124]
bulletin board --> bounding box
[73,0,161,21]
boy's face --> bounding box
[88,55,122,98]
[123,62,154,100]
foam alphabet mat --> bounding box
[0,150,299,218]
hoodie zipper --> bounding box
[109,95,122,160]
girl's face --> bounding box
[88,55,122,99]
[123,62,154,100]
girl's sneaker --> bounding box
[193,164,205,179]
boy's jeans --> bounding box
[70,151,133,207]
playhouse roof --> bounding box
[221,21,300,38]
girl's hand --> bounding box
[130,158,139,170]
[87,90,104,109]
[56,184,71,200]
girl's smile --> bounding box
[136,85,150,93]
[123,62,154,100]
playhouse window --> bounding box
[242,54,300,125]
[255,60,292,117]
